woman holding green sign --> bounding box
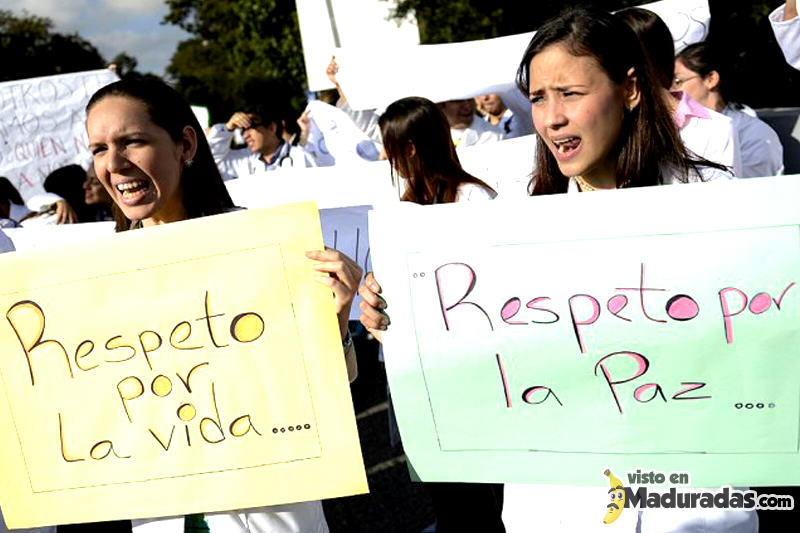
[359,6,738,532]
[85,77,361,532]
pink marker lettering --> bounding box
[500,298,526,325]
[568,294,600,354]
[594,351,649,414]
[773,282,795,310]
[496,353,512,408]
[525,297,560,324]
[671,382,711,401]
[434,263,493,331]
[615,263,667,323]
[633,383,666,403]
[522,386,563,406]
[718,287,748,344]
[665,295,699,321]
[607,294,631,322]
[748,292,772,315]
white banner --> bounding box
[0,69,118,199]
[334,0,710,111]
[457,134,536,198]
[1,221,114,252]
[224,161,399,209]
[304,101,382,166]
[295,0,420,91]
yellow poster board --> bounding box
[0,203,367,528]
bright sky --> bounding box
[5,0,190,75]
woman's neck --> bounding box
[141,199,188,227]
[575,175,616,191]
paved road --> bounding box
[322,334,435,533]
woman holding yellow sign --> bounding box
[86,77,361,532]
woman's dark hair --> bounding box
[379,96,495,204]
[617,8,675,90]
[0,177,24,206]
[86,75,233,231]
[677,42,735,106]
[516,8,719,195]
[44,164,92,222]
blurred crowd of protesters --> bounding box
[2,1,796,231]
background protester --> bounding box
[475,93,529,139]
[0,177,76,227]
[675,42,784,178]
[770,0,800,70]
[360,96,501,533]
[0,177,28,228]
[438,98,501,148]
[206,105,316,180]
[83,165,114,221]
[618,8,743,178]
[86,76,360,532]
[43,164,95,223]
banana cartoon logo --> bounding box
[603,469,626,524]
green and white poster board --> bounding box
[370,176,800,488]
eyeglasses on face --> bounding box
[672,75,699,88]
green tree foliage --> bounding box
[706,0,799,107]
[0,10,106,82]
[110,52,140,79]
[164,0,307,123]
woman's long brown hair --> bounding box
[379,96,495,205]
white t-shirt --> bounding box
[206,125,316,181]
[722,104,784,178]
[132,501,328,533]
[770,4,800,70]
[482,109,524,140]
[674,92,742,177]
[455,181,497,202]
[450,116,502,149]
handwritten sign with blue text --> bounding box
[370,176,800,488]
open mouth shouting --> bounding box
[115,179,153,205]
[551,136,582,159]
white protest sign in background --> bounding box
[224,161,398,209]
[304,101,382,166]
[334,0,710,111]
[457,134,536,198]
[0,69,118,199]
[320,205,373,320]
[295,0,420,91]
[1,221,114,253]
